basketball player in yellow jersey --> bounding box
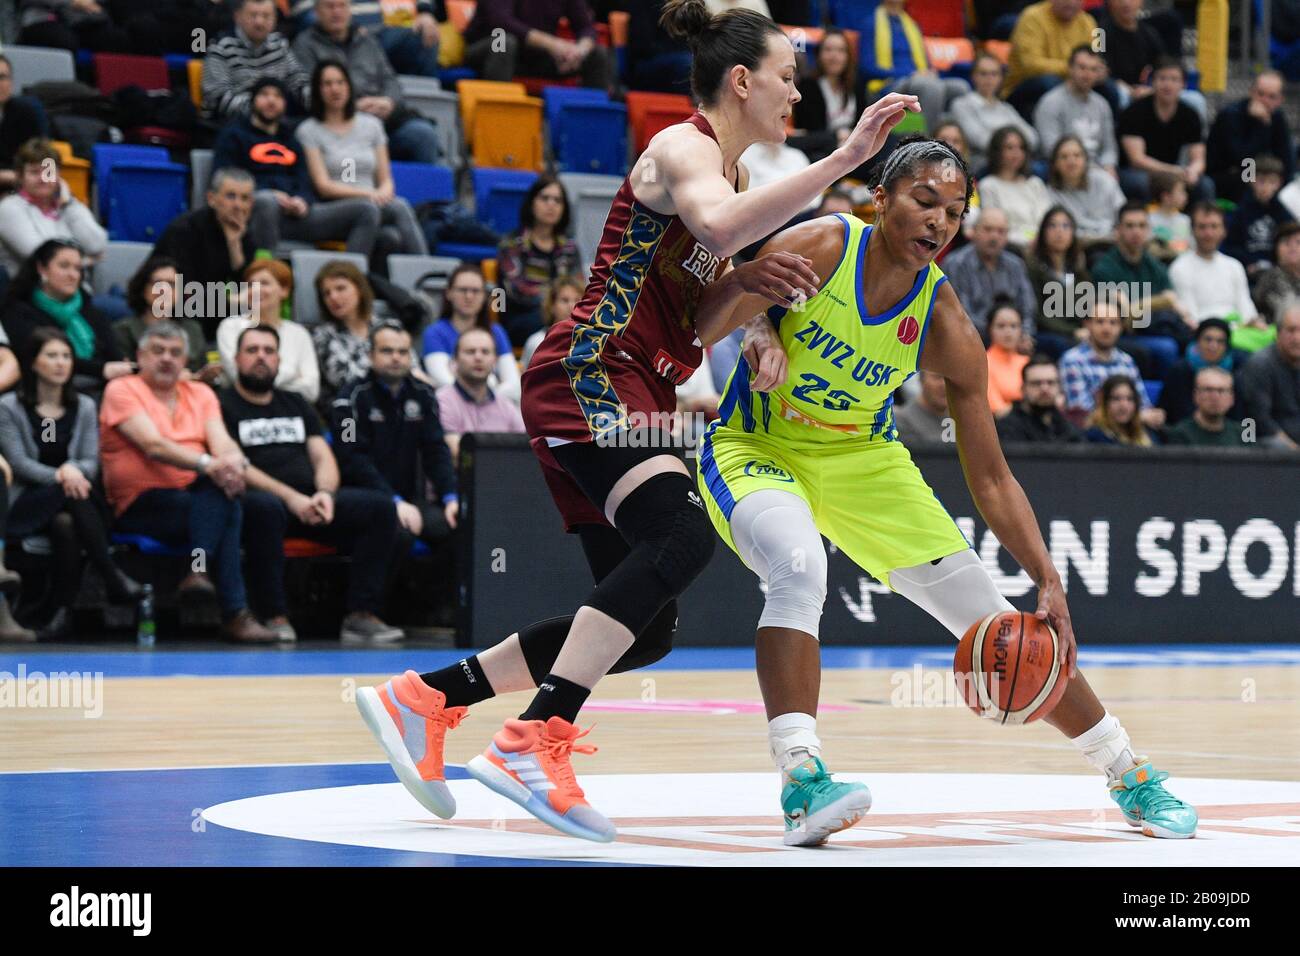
[694,139,1199,846]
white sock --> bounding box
[768,712,821,775]
[1070,711,1139,782]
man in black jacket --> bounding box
[331,321,458,547]
[1206,72,1297,204]
[997,355,1084,443]
[213,77,380,256]
[149,168,257,341]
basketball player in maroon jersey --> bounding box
[355,0,919,841]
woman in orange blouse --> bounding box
[985,296,1030,416]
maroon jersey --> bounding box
[521,111,730,448]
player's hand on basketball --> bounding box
[742,314,788,392]
[735,251,820,307]
[1034,576,1077,678]
[838,93,920,167]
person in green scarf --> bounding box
[0,239,133,395]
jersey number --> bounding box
[790,373,860,412]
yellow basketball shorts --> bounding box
[696,421,971,589]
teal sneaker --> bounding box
[781,757,872,847]
[1108,759,1198,839]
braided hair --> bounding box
[869,136,974,216]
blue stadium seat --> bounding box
[553,102,628,175]
[104,162,188,242]
[473,167,539,235]
[542,86,609,133]
[1143,380,1164,405]
[91,144,171,217]
[111,533,186,557]
[435,242,497,262]
[411,539,431,557]
[390,162,456,206]
[439,66,476,86]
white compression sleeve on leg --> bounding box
[730,488,827,639]
[1071,711,1138,781]
[889,549,1014,640]
[768,712,822,773]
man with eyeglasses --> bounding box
[1165,366,1251,447]
[0,55,46,194]
[1207,71,1296,205]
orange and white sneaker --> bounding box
[466,716,615,843]
[355,670,467,819]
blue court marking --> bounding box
[0,763,634,867]
[2,644,1298,678]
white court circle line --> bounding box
[203,772,1300,866]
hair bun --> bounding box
[659,0,712,44]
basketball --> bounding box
[954,611,1068,725]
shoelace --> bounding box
[433,706,467,732]
[794,767,844,800]
[1126,771,1187,816]
[539,724,598,795]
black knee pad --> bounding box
[609,599,678,673]
[584,473,713,636]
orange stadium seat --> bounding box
[457,79,527,146]
[983,40,1012,66]
[282,539,339,558]
[472,97,544,170]
[625,91,695,155]
[924,37,976,73]
[50,141,90,205]
[187,59,203,109]
[608,10,629,47]
[446,0,476,33]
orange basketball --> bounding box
[954,611,1068,725]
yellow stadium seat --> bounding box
[480,258,498,284]
[472,97,544,171]
[187,59,203,109]
[50,140,90,205]
[457,79,527,146]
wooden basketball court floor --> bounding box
[2,643,1298,866]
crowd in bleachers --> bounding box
[0,0,1296,644]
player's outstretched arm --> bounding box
[920,284,1078,675]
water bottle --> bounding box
[136,584,156,649]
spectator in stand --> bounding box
[1117,58,1210,202]
[522,274,585,371]
[1255,223,1300,325]
[1044,135,1125,243]
[0,324,18,396]
[423,264,519,402]
[1003,0,1098,119]
[929,122,981,232]
[789,28,867,164]
[222,324,404,644]
[497,176,581,347]
[312,261,382,409]
[1083,374,1158,446]
[985,298,1030,416]
[214,78,381,259]
[1091,201,1194,371]
[1206,71,1295,205]
[151,168,259,340]
[1170,203,1268,352]
[217,259,319,403]
[939,208,1037,338]
[0,139,107,279]
[860,0,967,129]
[203,0,310,122]
[1165,366,1250,447]
[0,439,32,640]
[331,321,458,552]
[951,52,1038,174]
[626,0,693,94]
[113,258,216,382]
[0,328,145,639]
[1158,318,1247,426]
[1239,304,1300,449]
[1026,205,1092,358]
[297,61,429,269]
[292,0,443,165]
[976,126,1052,247]
[1033,47,1118,176]
[290,0,445,79]
[1059,299,1164,429]
[1147,170,1192,259]
[436,328,526,460]
[996,354,1084,442]
[1224,155,1295,278]
[463,0,613,92]
[0,57,47,191]
[1093,0,1166,107]
[1,240,130,398]
[17,0,132,53]
[100,322,277,643]
[893,369,951,444]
